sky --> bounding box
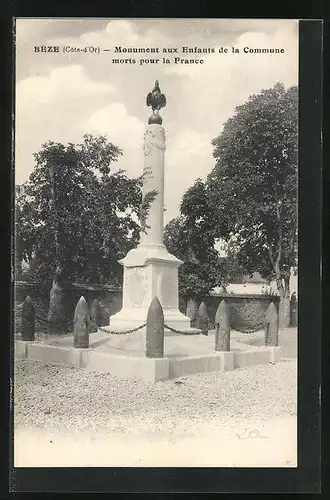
[15,18,299,224]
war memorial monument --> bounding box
[16,81,282,382]
[106,80,194,334]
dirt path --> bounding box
[14,414,297,468]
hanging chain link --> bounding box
[230,322,267,334]
[32,308,267,336]
[97,323,146,335]
[34,314,147,336]
[98,323,201,336]
[163,323,201,335]
[34,313,265,335]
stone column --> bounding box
[140,124,166,248]
[106,81,197,335]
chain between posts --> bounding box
[97,323,147,335]
[230,322,267,334]
[35,314,147,335]
[163,324,201,335]
[98,323,201,336]
[35,314,265,335]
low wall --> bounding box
[179,294,280,332]
[14,282,280,333]
[14,282,122,333]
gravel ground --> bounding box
[14,329,297,440]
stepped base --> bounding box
[15,332,283,383]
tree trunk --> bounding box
[186,296,199,327]
[47,266,73,334]
[278,275,291,328]
[47,165,74,334]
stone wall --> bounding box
[179,294,280,332]
[14,282,123,333]
[14,282,280,333]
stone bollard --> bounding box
[90,298,102,333]
[47,280,71,335]
[265,302,279,346]
[186,297,198,328]
[197,301,209,335]
[21,296,35,341]
[73,296,89,348]
[290,292,297,327]
[215,299,230,351]
[146,296,164,358]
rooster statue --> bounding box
[146,80,166,124]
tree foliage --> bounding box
[169,83,298,327]
[15,134,143,286]
[164,183,248,296]
[164,180,227,297]
[206,82,298,299]
[219,241,249,284]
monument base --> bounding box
[107,308,198,335]
[107,243,196,335]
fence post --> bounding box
[265,302,279,346]
[90,298,102,333]
[186,297,198,328]
[146,296,164,358]
[215,299,230,351]
[73,296,89,348]
[197,301,209,335]
[21,296,35,341]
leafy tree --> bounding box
[15,134,143,333]
[164,179,226,299]
[219,241,249,285]
[15,186,34,280]
[164,188,247,299]
[205,82,298,326]
[164,216,225,299]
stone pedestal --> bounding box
[105,122,193,334]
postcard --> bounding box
[13,18,303,473]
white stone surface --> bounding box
[109,259,192,332]
[140,124,165,247]
[109,123,192,334]
[15,338,283,383]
